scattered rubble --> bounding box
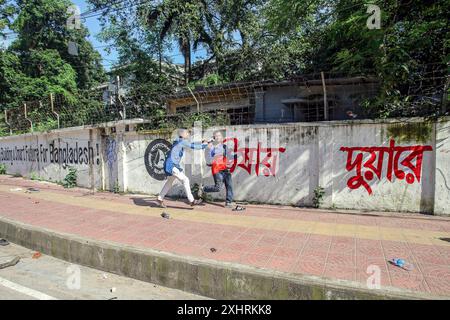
[232,205,246,212]
[0,256,20,270]
[161,212,170,219]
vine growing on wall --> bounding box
[61,167,77,188]
[137,111,230,132]
[313,186,325,208]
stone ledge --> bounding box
[0,217,444,300]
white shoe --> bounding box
[190,199,203,207]
[157,199,166,208]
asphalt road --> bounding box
[0,242,207,300]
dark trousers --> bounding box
[203,170,234,203]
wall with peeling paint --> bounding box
[0,118,449,215]
[0,127,103,190]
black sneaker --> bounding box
[197,184,204,199]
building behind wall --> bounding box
[165,75,379,124]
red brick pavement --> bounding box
[0,175,449,297]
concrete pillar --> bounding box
[254,89,266,123]
[434,119,450,215]
[115,123,128,193]
[317,125,334,208]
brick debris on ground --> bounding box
[0,175,449,297]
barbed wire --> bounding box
[1,66,448,136]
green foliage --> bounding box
[10,0,105,89]
[313,186,325,209]
[88,0,265,83]
[266,0,449,118]
[139,111,230,132]
[0,164,6,174]
[0,127,8,137]
[113,181,120,194]
[0,0,14,38]
[0,0,106,115]
[34,118,59,133]
[0,51,26,109]
[61,167,77,188]
[0,0,448,130]
[177,112,230,129]
[30,172,43,181]
[0,112,9,136]
[9,49,79,105]
[188,73,224,88]
[109,59,178,120]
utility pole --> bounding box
[4,109,12,135]
[442,76,449,115]
[24,103,33,133]
[187,86,200,112]
[50,93,60,129]
[321,71,329,121]
[116,75,126,120]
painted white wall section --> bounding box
[1,118,448,215]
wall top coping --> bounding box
[1,117,448,141]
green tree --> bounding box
[0,0,13,35]
[88,0,264,83]
[0,0,107,135]
[266,0,449,117]
[10,0,105,89]
[0,50,25,109]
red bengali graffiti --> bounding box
[340,139,433,195]
[223,138,286,177]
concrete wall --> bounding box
[1,118,449,215]
[254,83,378,123]
[0,127,103,189]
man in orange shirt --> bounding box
[202,130,234,208]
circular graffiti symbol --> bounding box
[144,139,172,181]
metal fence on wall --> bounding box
[1,68,448,136]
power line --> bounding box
[81,0,149,20]
[80,0,131,17]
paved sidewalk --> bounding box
[0,175,449,298]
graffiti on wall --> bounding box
[0,141,100,166]
[144,139,172,181]
[143,137,286,180]
[340,139,433,195]
[224,138,286,177]
[105,137,117,171]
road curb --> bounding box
[0,217,443,300]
